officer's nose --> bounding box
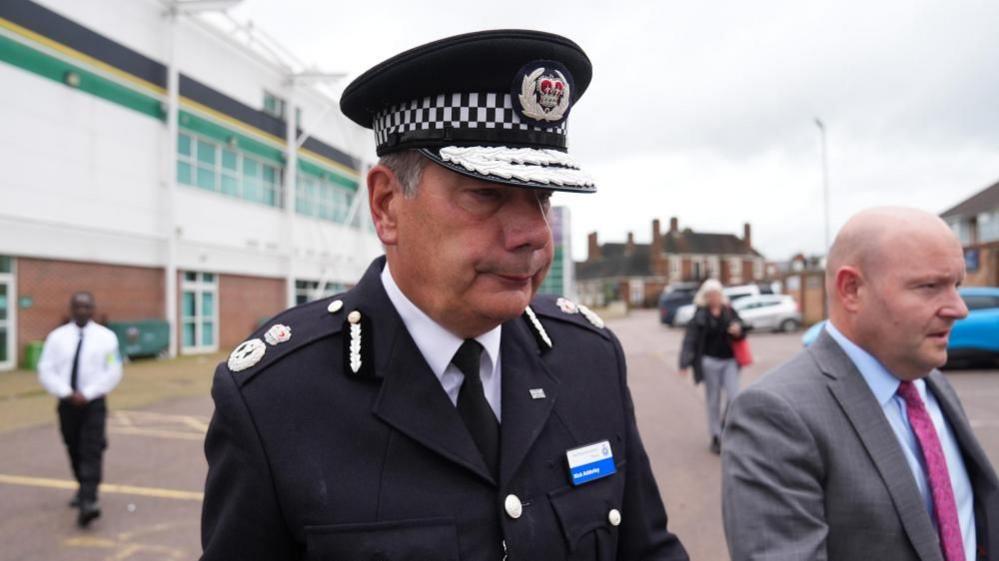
[500,189,552,252]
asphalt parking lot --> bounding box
[0,309,996,561]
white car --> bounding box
[733,294,802,332]
[672,285,764,327]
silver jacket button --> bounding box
[608,508,622,527]
[504,494,523,519]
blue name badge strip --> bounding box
[566,440,616,486]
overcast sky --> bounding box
[226,0,999,262]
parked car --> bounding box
[672,285,766,327]
[732,294,802,332]
[659,290,694,325]
[802,287,999,366]
[725,284,762,302]
[947,286,999,366]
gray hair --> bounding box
[693,278,728,307]
[378,150,429,197]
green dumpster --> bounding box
[22,341,44,371]
[107,320,170,359]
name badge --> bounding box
[566,440,616,486]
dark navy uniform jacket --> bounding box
[201,257,688,561]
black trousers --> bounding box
[57,397,107,503]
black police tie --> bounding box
[453,339,499,477]
[70,331,83,392]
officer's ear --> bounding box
[368,164,402,246]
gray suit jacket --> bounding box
[722,330,999,561]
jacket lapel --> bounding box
[358,258,495,486]
[812,331,943,561]
[498,316,559,488]
[925,373,999,560]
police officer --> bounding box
[201,30,689,561]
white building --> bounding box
[0,0,383,369]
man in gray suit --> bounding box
[722,207,999,561]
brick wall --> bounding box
[218,274,286,349]
[16,257,164,349]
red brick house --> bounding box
[575,217,767,308]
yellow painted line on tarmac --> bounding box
[109,427,205,441]
[0,474,203,501]
[64,536,118,548]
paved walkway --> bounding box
[1,310,997,560]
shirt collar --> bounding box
[381,263,501,379]
[824,320,915,406]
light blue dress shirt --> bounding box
[825,322,976,561]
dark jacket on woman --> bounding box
[679,305,746,385]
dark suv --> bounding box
[659,288,695,325]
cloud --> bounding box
[228,0,999,261]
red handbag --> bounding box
[731,337,753,367]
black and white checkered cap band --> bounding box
[373,92,568,154]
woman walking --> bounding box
[679,279,747,454]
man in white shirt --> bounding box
[38,292,122,528]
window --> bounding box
[177,132,283,208]
[668,256,680,281]
[979,211,999,244]
[707,256,720,279]
[0,256,13,370]
[728,257,742,284]
[949,219,971,245]
[753,259,764,280]
[264,92,286,119]
[539,247,566,296]
[294,280,347,306]
[629,279,644,306]
[296,173,355,224]
[181,272,218,354]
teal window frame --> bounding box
[177,131,284,209]
[295,172,355,225]
[180,271,219,354]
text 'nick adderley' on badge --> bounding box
[566,440,616,486]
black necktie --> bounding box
[70,331,83,392]
[453,339,499,477]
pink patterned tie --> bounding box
[897,381,965,561]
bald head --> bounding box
[826,207,959,286]
[825,206,968,380]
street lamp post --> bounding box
[814,118,831,251]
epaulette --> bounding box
[224,293,353,386]
[527,295,611,341]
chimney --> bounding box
[743,222,752,248]
[587,231,601,262]
[669,216,679,234]
[625,232,635,255]
[651,219,662,254]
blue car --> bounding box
[802,287,999,366]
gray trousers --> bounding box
[701,356,740,439]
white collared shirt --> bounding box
[38,321,123,401]
[381,264,502,421]
[825,321,976,561]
